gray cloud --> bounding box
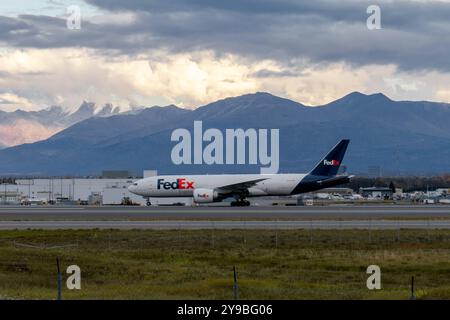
[252,69,305,78]
[0,0,450,71]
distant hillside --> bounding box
[0,92,450,176]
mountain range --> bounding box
[0,92,450,176]
[0,101,123,147]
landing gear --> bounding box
[230,193,251,207]
[230,199,250,207]
[145,198,151,206]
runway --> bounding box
[0,205,449,220]
[0,205,449,229]
[1,219,450,230]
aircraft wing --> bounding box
[216,178,268,194]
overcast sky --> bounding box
[1,0,450,112]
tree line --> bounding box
[347,175,450,192]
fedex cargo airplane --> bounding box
[128,139,351,206]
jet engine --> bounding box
[193,188,219,203]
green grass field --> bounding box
[0,229,449,300]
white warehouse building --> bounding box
[3,178,144,205]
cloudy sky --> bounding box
[1,0,450,112]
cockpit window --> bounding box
[132,183,138,186]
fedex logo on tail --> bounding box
[323,159,340,166]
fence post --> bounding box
[56,258,62,301]
[409,276,416,300]
[233,266,239,300]
[275,219,279,249]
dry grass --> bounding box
[0,229,449,300]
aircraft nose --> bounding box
[128,183,138,194]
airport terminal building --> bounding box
[0,177,144,205]
[0,170,186,206]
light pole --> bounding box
[3,183,6,205]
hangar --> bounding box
[359,187,393,200]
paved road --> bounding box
[0,219,449,230]
[0,205,449,220]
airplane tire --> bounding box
[231,200,250,207]
[146,201,151,206]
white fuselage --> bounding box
[128,173,307,198]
